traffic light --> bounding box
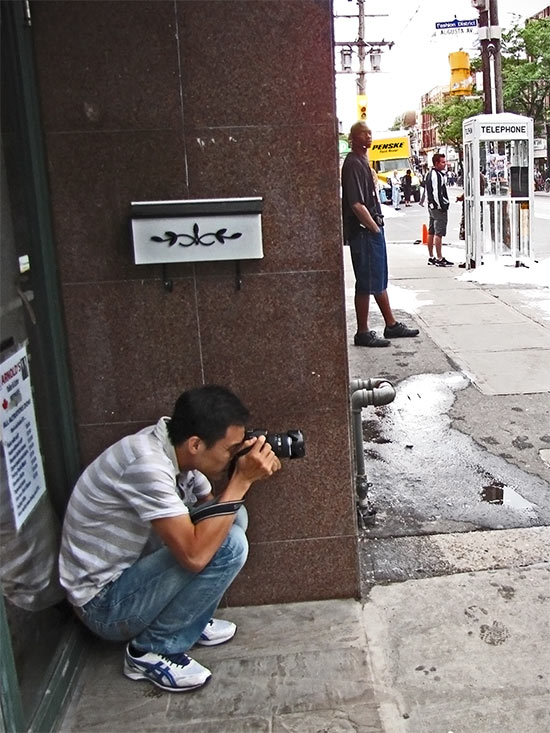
[356,95,367,121]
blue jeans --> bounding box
[349,228,388,295]
[76,508,248,655]
[392,184,401,208]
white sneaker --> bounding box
[123,645,211,692]
[196,617,237,646]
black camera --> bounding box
[245,429,305,459]
[373,213,384,227]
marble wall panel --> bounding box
[61,279,204,426]
[243,410,356,543]
[196,270,348,415]
[226,535,360,606]
[32,0,181,133]
[184,126,343,274]
[177,0,335,128]
[44,129,190,283]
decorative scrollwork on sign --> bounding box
[150,223,242,248]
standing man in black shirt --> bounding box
[341,121,419,347]
[425,153,454,267]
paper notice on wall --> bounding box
[1,346,47,530]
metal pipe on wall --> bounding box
[350,378,396,526]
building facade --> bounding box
[0,1,358,728]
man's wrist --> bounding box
[223,475,251,501]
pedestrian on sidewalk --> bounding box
[402,169,412,207]
[425,153,454,267]
[59,385,281,693]
[341,120,419,347]
[391,170,401,210]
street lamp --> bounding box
[369,50,381,72]
[340,46,353,72]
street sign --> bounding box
[436,18,477,35]
[339,139,350,155]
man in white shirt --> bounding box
[60,385,280,693]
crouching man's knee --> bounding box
[213,523,248,573]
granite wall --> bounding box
[31,0,359,604]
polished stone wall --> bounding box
[31,0,359,603]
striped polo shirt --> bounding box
[59,417,211,607]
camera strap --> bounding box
[190,500,245,524]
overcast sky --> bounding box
[333,0,548,132]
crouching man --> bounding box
[59,385,280,692]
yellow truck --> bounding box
[369,132,421,203]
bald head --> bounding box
[350,120,371,140]
[349,121,372,153]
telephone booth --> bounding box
[462,113,534,268]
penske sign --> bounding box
[370,139,407,161]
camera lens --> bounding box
[245,429,305,459]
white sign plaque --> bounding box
[1,346,47,530]
[131,198,264,265]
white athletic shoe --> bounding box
[123,645,211,692]
[195,617,237,646]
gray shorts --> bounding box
[428,208,448,237]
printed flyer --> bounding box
[1,346,47,530]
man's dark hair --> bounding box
[432,153,445,166]
[167,385,250,447]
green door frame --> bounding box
[1,1,85,730]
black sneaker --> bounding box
[435,257,454,267]
[354,330,390,347]
[427,257,436,265]
[383,322,419,339]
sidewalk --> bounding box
[60,242,550,733]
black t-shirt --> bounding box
[341,152,381,241]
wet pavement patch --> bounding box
[358,372,550,537]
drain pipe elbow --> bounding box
[351,380,395,412]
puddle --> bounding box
[480,479,537,516]
[359,372,550,533]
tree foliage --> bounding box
[500,18,550,133]
[390,114,403,131]
[423,96,483,149]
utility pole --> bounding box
[478,5,492,113]
[475,0,503,113]
[490,0,503,113]
[334,1,393,116]
[357,0,366,95]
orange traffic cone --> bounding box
[422,224,428,244]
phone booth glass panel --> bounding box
[462,114,534,268]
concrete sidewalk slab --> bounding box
[394,276,477,290]
[361,526,550,585]
[457,348,550,395]
[488,288,550,327]
[417,302,530,326]
[425,322,550,352]
[406,289,496,306]
[60,600,384,733]
[363,564,550,733]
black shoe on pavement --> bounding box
[383,322,420,339]
[427,257,436,265]
[435,257,454,267]
[354,330,390,347]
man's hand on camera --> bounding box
[233,435,281,484]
